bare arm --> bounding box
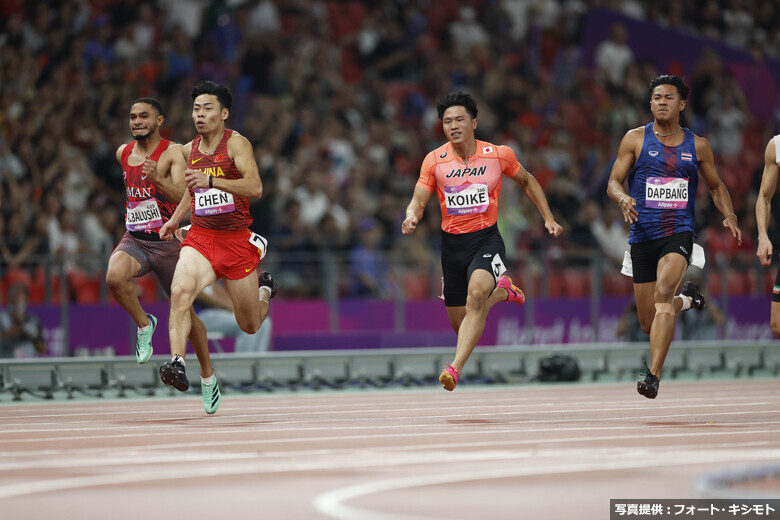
[756,138,779,266]
[144,144,187,202]
[401,187,433,235]
[184,133,263,198]
[696,135,742,246]
[510,166,563,237]
[606,127,642,223]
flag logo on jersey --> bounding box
[482,146,493,154]
[681,153,692,161]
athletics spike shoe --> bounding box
[637,364,659,399]
[259,271,279,298]
[439,364,460,391]
[681,281,705,310]
[136,313,157,364]
[497,276,525,306]
[201,374,221,414]
[159,356,189,392]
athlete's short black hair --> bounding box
[436,91,478,119]
[191,80,232,112]
[649,75,689,100]
[131,97,163,116]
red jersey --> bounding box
[122,139,177,235]
[415,140,521,234]
[187,129,252,231]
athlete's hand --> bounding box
[159,219,177,241]
[401,215,418,235]
[619,196,639,224]
[142,156,160,182]
[722,213,742,246]
[185,168,209,190]
[757,237,773,267]
[545,220,563,238]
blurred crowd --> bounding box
[1,0,779,302]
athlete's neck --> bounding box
[134,134,162,155]
[452,140,477,163]
[199,127,225,155]
[652,120,682,137]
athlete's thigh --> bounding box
[172,246,217,299]
[445,305,467,332]
[223,270,260,322]
[655,253,688,299]
[107,250,143,279]
[466,268,497,301]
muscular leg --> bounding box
[635,282,690,335]
[106,252,149,327]
[450,269,505,372]
[647,254,688,380]
[188,310,213,378]
[224,270,270,334]
[169,247,216,359]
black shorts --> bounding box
[440,224,508,307]
[630,231,693,284]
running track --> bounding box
[2,379,779,520]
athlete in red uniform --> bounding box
[402,91,563,391]
[159,81,277,413]
[106,98,210,379]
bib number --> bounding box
[645,177,688,209]
[194,188,235,216]
[444,183,489,215]
[126,199,163,231]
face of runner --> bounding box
[649,84,686,124]
[442,105,477,146]
[192,94,228,135]
[129,102,162,141]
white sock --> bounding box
[678,294,692,311]
[201,374,215,386]
[259,285,272,300]
[172,354,185,366]
[138,323,150,332]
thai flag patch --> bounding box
[681,152,692,161]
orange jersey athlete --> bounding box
[402,91,562,392]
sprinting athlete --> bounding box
[756,135,780,337]
[607,75,742,399]
[159,81,278,414]
[402,91,563,391]
[106,98,211,378]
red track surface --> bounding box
[2,380,780,520]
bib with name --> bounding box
[126,199,164,231]
[444,183,489,215]
[645,177,688,209]
[194,187,235,216]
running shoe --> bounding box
[136,313,156,364]
[439,364,460,391]
[201,374,221,414]
[159,356,189,392]
[637,364,659,399]
[259,271,279,298]
[496,276,525,306]
[681,281,705,310]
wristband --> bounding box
[726,212,736,219]
[209,176,213,189]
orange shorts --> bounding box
[181,226,261,280]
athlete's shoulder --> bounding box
[475,140,500,156]
[116,141,133,162]
[226,130,251,148]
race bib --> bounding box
[444,183,489,215]
[645,177,688,209]
[194,188,235,216]
[126,199,163,231]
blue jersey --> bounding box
[627,123,698,244]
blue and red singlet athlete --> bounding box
[607,75,741,400]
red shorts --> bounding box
[181,226,261,280]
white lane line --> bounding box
[1,402,776,433]
[313,449,780,520]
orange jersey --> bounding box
[415,140,521,234]
[187,129,252,231]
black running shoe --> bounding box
[681,281,705,310]
[160,357,189,392]
[259,271,279,299]
[637,364,659,399]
